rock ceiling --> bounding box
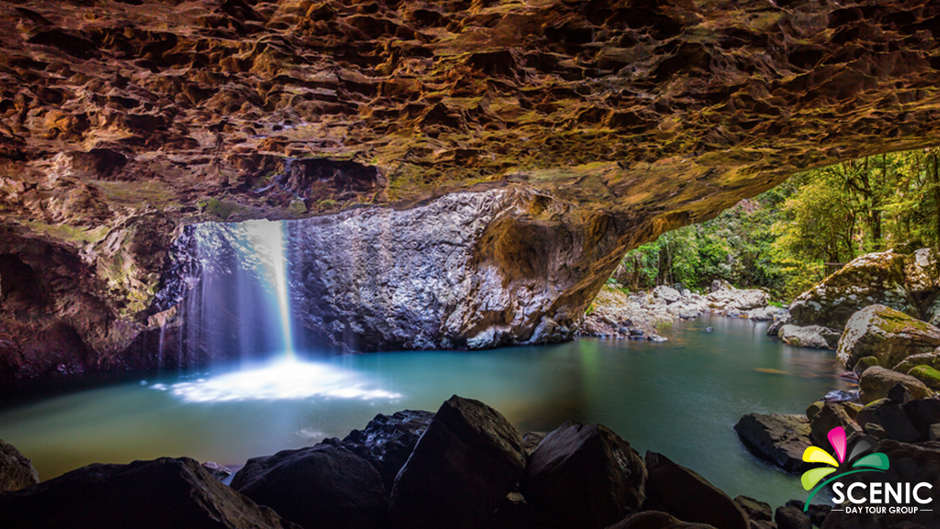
[0,0,938,386]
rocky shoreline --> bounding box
[0,394,895,529]
[579,280,787,342]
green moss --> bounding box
[585,303,595,316]
[288,199,307,216]
[23,221,110,244]
[317,198,338,210]
[908,365,940,390]
[877,307,934,334]
[198,198,241,220]
[854,356,881,375]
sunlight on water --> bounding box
[237,220,295,358]
[153,358,402,403]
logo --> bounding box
[800,426,933,516]
[800,426,889,510]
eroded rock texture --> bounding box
[1,0,940,386]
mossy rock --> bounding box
[908,365,940,390]
[853,356,881,376]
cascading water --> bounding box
[178,219,296,365]
[156,218,399,403]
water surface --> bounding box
[0,316,848,508]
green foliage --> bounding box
[614,148,940,302]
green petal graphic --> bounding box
[801,467,836,490]
[851,452,889,470]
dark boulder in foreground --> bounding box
[733,495,773,523]
[0,439,39,492]
[0,457,299,529]
[734,413,812,472]
[525,422,646,529]
[775,505,811,529]
[644,452,748,529]
[605,511,716,528]
[389,395,525,529]
[231,441,387,529]
[341,409,434,491]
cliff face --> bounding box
[1,0,939,387]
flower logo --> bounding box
[800,426,890,511]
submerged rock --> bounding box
[644,452,748,529]
[734,413,812,473]
[0,439,39,492]
[341,409,433,491]
[0,457,299,529]
[231,442,387,529]
[389,395,525,529]
[525,422,646,529]
[836,305,940,370]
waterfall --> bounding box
[154,218,403,404]
[177,219,296,366]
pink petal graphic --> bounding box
[828,426,847,463]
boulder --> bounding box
[859,367,933,404]
[733,496,772,522]
[389,395,525,529]
[521,431,545,456]
[904,248,940,296]
[767,316,789,337]
[836,305,940,370]
[775,506,811,529]
[901,398,940,440]
[525,422,646,529]
[856,399,921,442]
[0,439,39,492]
[789,250,915,330]
[893,350,940,373]
[734,413,812,473]
[644,452,748,529]
[341,409,433,491]
[745,305,788,321]
[706,287,769,312]
[853,355,881,376]
[809,402,862,447]
[784,500,831,527]
[908,365,940,390]
[778,324,840,349]
[653,285,681,304]
[605,511,716,529]
[231,441,387,529]
[0,457,300,529]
